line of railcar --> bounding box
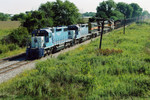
[26,21,114,59]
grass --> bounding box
[0,21,20,38]
[0,48,25,59]
[0,23,150,99]
[0,29,12,39]
[0,21,20,30]
[83,17,89,23]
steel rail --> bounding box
[0,60,32,74]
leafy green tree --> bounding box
[142,10,149,16]
[117,2,133,18]
[51,0,80,26]
[39,2,54,18]
[22,11,49,32]
[11,13,26,21]
[111,10,124,20]
[38,0,80,26]
[38,1,54,27]
[0,12,10,21]
[130,3,142,18]
[96,0,116,19]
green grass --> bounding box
[0,29,12,39]
[0,21,20,30]
[0,21,20,38]
[0,23,150,99]
[0,48,25,59]
[83,17,89,23]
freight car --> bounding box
[26,21,114,59]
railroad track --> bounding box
[0,60,6,64]
[0,60,32,74]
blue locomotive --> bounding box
[26,21,114,59]
[26,24,91,59]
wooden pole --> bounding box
[124,15,126,34]
[99,19,104,49]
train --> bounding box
[26,20,114,59]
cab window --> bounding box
[56,29,62,32]
[51,29,54,33]
[81,25,85,27]
[36,30,48,37]
[64,28,68,32]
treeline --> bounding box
[0,13,10,21]
[82,12,96,17]
[96,0,150,20]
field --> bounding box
[0,21,20,30]
[83,17,90,23]
[0,23,150,99]
[0,21,20,38]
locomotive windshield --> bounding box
[32,30,48,37]
[68,25,79,30]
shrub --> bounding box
[0,44,9,54]
[96,48,123,56]
[1,27,30,47]
[8,44,19,51]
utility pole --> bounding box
[123,14,126,34]
[99,19,105,49]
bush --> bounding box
[0,44,9,54]
[8,44,19,51]
[96,48,123,56]
[1,27,30,47]
[0,44,19,54]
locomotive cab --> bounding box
[68,25,79,39]
[26,29,53,59]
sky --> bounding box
[0,0,150,14]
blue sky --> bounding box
[0,0,150,14]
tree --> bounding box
[130,3,142,18]
[22,11,49,32]
[96,0,116,19]
[11,13,26,21]
[52,0,80,26]
[38,0,80,26]
[38,1,54,27]
[23,0,80,32]
[117,2,133,18]
[111,10,124,20]
[39,2,54,18]
[0,12,10,21]
[142,10,149,16]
